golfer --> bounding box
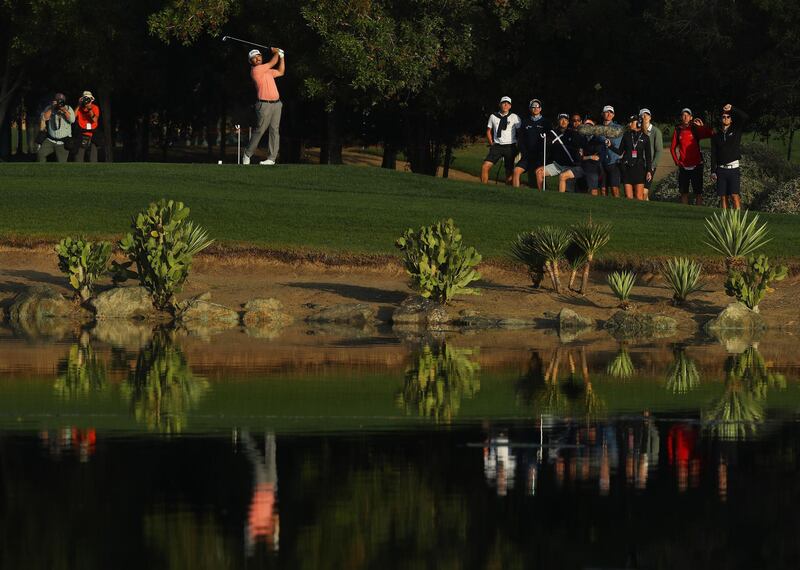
[243,47,285,165]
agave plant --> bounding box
[665,348,700,394]
[571,218,612,294]
[607,271,636,309]
[704,209,770,271]
[661,257,704,305]
[606,347,635,380]
[524,226,572,293]
[510,232,546,288]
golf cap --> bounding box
[602,105,615,113]
[628,115,638,122]
[499,96,512,104]
[82,91,94,100]
[639,108,651,117]
[681,107,693,116]
[248,49,261,60]
[529,98,542,108]
[557,113,569,120]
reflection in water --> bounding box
[704,346,786,441]
[122,332,209,433]
[241,431,280,555]
[606,344,635,380]
[665,346,701,394]
[143,509,236,570]
[396,343,480,422]
[54,342,107,400]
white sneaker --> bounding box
[242,154,251,165]
[260,159,276,166]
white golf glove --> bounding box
[278,48,285,58]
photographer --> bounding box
[37,92,75,163]
[73,91,101,162]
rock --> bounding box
[497,317,538,329]
[558,308,594,331]
[10,285,82,323]
[91,319,155,348]
[307,303,375,325]
[178,299,240,326]
[705,302,767,333]
[604,311,677,340]
[242,298,294,328]
[391,296,451,327]
[90,287,159,320]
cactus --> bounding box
[55,236,112,301]
[395,218,482,304]
[724,254,788,311]
[112,199,214,311]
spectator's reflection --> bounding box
[243,431,280,554]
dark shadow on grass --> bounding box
[286,282,408,304]
[1,270,65,288]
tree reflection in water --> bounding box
[122,331,209,433]
[665,345,701,395]
[704,346,787,440]
[396,343,480,422]
[53,340,107,400]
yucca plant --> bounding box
[571,218,612,294]
[532,226,572,293]
[665,348,700,394]
[565,243,588,291]
[607,271,636,309]
[510,232,546,288]
[704,209,770,271]
[661,257,704,305]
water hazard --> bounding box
[1,324,799,569]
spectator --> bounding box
[243,47,285,166]
[483,96,521,185]
[639,108,663,200]
[710,103,749,210]
[609,115,652,200]
[541,113,580,192]
[561,118,606,196]
[73,91,101,163]
[37,93,75,163]
[599,105,623,197]
[670,108,713,205]
[511,99,549,188]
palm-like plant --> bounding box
[661,257,704,305]
[571,218,612,294]
[510,232,546,288]
[607,271,636,309]
[704,209,770,271]
[564,243,588,291]
[524,226,572,293]
[606,347,635,379]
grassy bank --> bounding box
[1,163,798,263]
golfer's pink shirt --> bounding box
[251,64,280,101]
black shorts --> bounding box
[716,167,741,196]
[515,157,533,172]
[603,163,621,188]
[484,144,518,174]
[621,162,647,185]
[678,165,704,194]
[580,161,603,190]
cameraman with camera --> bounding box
[73,91,101,162]
[37,92,75,163]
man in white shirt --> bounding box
[481,96,521,185]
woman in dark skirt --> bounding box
[609,115,653,200]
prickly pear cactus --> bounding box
[55,236,112,301]
[724,254,788,310]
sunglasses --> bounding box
[722,114,731,118]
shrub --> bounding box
[529,226,572,293]
[661,257,704,305]
[704,209,770,271]
[607,270,636,309]
[112,199,214,311]
[570,218,612,294]
[395,218,482,304]
[510,232,546,288]
[761,177,800,215]
[724,254,788,311]
[55,236,112,301]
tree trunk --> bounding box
[552,260,562,293]
[381,143,397,169]
[787,127,796,162]
[99,89,113,162]
[579,257,593,294]
[219,103,227,162]
[320,106,342,165]
[443,144,452,178]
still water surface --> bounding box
[1,325,799,569]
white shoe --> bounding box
[259,159,276,166]
[242,154,251,165]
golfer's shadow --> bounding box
[285,282,407,304]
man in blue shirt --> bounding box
[599,105,623,197]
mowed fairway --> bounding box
[1,163,798,261]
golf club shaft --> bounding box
[223,35,272,51]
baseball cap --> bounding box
[248,49,261,60]
[557,113,569,120]
[628,115,638,122]
[529,98,542,108]
[602,105,615,113]
[499,96,512,104]
[639,108,651,117]
[82,90,94,100]
[681,107,693,116]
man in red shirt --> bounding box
[670,108,712,205]
[74,90,101,162]
[243,47,285,166]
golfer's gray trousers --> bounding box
[245,100,282,160]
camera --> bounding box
[80,96,93,106]
[55,99,66,109]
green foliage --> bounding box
[704,208,770,268]
[147,0,235,45]
[54,343,107,400]
[512,226,571,293]
[509,232,546,288]
[661,257,704,304]
[565,243,588,291]
[570,218,612,294]
[113,199,214,310]
[762,177,800,214]
[396,344,480,423]
[607,271,636,308]
[606,347,635,380]
[724,254,788,310]
[665,348,700,394]
[55,236,112,301]
[395,218,481,304]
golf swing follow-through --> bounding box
[223,35,286,166]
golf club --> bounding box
[222,35,273,51]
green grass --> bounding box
[0,162,798,261]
